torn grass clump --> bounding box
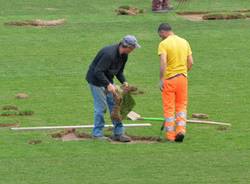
[111,85,143,122]
[116,6,145,16]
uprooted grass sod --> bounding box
[0,0,250,183]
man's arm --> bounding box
[93,53,112,87]
[160,53,167,81]
[187,54,193,71]
[116,62,126,84]
[159,53,167,91]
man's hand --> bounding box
[159,80,164,92]
[107,83,116,94]
[123,82,129,87]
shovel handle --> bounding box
[139,117,164,121]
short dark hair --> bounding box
[158,23,172,32]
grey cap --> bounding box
[121,35,141,48]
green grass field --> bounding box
[0,0,250,183]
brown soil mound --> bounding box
[5,19,65,27]
[15,93,29,99]
[116,6,145,16]
[51,129,91,141]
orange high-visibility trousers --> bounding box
[162,74,187,141]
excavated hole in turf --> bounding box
[51,129,162,143]
[5,19,65,27]
[177,9,250,21]
[111,135,163,144]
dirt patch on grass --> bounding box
[51,129,162,144]
[203,12,246,20]
[217,126,230,131]
[18,110,34,116]
[15,93,29,99]
[0,108,34,117]
[115,135,163,144]
[177,10,250,21]
[28,140,42,145]
[0,123,19,127]
[51,129,91,141]
[2,105,18,111]
[5,19,65,27]
[1,105,34,117]
[116,5,145,16]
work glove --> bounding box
[159,80,164,92]
[123,82,129,87]
[122,82,129,91]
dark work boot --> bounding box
[175,133,185,142]
[111,134,132,142]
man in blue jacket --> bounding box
[86,35,140,142]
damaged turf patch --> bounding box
[0,123,19,127]
[51,129,91,141]
[18,110,34,116]
[111,135,163,144]
[203,12,246,20]
[28,140,42,145]
[0,110,18,117]
[51,129,162,144]
[177,9,250,21]
[2,105,18,111]
[5,19,66,27]
[1,105,34,117]
[0,120,19,127]
[116,5,145,16]
[217,126,230,131]
[15,93,29,99]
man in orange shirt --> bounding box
[157,23,193,142]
